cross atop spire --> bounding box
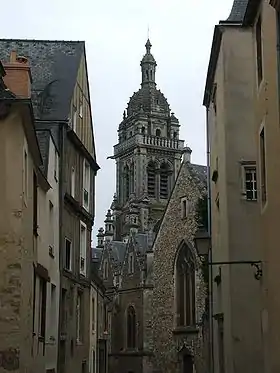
[145,39,152,54]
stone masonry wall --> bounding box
[151,163,207,373]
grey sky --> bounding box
[1,0,233,242]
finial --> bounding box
[145,39,152,54]
[123,110,126,119]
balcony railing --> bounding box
[114,134,184,155]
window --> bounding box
[103,259,109,280]
[244,166,257,200]
[146,70,149,80]
[33,172,38,236]
[155,128,161,137]
[124,165,130,201]
[49,201,54,251]
[160,163,169,199]
[256,15,263,85]
[73,106,77,132]
[80,222,87,276]
[77,292,83,342]
[23,148,28,204]
[128,253,134,274]
[147,162,156,198]
[54,151,59,182]
[141,126,145,134]
[50,284,56,338]
[217,314,225,373]
[173,131,177,139]
[176,244,196,327]
[79,101,83,118]
[183,355,194,373]
[71,167,75,198]
[104,304,108,332]
[181,198,189,219]
[127,306,136,349]
[92,297,95,331]
[91,350,96,373]
[130,162,134,194]
[260,128,267,203]
[82,361,86,373]
[65,238,72,271]
[61,289,67,334]
[83,160,90,210]
[39,277,47,339]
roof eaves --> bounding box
[203,25,223,107]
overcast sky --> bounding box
[1,0,233,243]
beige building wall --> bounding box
[0,107,37,373]
[90,284,98,373]
[254,2,280,372]
[207,24,263,373]
[45,138,60,371]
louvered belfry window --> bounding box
[147,162,156,198]
[160,163,169,199]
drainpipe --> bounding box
[206,106,214,373]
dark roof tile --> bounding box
[0,39,84,120]
[226,0,250,22]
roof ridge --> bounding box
[0,38,85,43]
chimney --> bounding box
[183,146,192,163]
[3,51,32,98]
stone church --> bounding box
[93,40,208,373]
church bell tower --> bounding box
[110,40,185,241]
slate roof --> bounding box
[0,39,84,121]
[226,0,249,22]
[189,163,207,186]
[36,130,50,176]
[126,86,170,116]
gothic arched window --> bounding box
[127,306,136,348]
[160,163,170,199]
[141,126,145,134]
[130,162,134,194]
[155,128,161,137]
[150,70,153,80]
[173,131,177,139]
[124,165,130,201]
[147,161,156,198]
[176,244,196,327]
[146,70,149,80]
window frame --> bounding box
[83,159,91,211]
[126,305,136,349]
[80,221,87,276]
[241,163,258,201]
[76,291,83,343]
[65,237,72,271]
[255,14,263,86]
[260,126,267,205]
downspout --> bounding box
[206,106,214,373]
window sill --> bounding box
[173,326,199,335]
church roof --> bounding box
[127,86,170,116]
[0,39,84,120]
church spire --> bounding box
[140,39,157,86]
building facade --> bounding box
[0,39,99,373]
[0,55,45,373]
[203,1,280,372]
[94,41,208,373]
